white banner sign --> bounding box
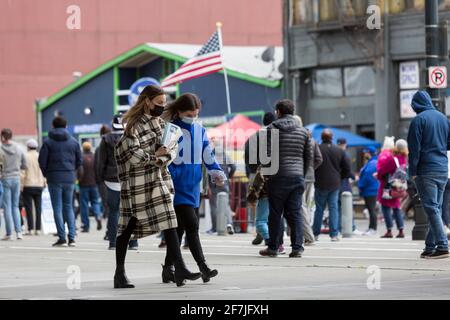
[400,90,417,119]
[41,188,57,235]
[399,61,420,90]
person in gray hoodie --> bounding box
[1,128,27,241]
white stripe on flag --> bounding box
[162,64,223,87]
[163,57,223,81]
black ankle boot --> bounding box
[114,266,135,289]
[161,264,175,283]
[174,263,202,287]
[198,262,218,283]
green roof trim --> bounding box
[37,44,280,112]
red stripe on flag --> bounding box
[162,68,224,88]
[181,53,221,68]
[163,61,223,82]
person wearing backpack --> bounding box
[376,138,408,238]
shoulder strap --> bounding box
[393,156,400,169]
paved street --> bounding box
[0,219,449,300]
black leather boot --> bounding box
[174,262,202,287]
[113,265,135,289]
[198,262,218,283]
[161,264,175,283]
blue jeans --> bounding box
[267,176,304,251]
[1,178,22,235]
[441,179,450,226]
[79,186,102,230]
[415,175,449,252]
[48,183,76,241]
[381,205,404,231]
[106,188,137,248]
[255,197,270,240]
[313,188,340,238]
[0,181,3,228]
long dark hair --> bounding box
[162,93,201,121]
[122,85,165,136]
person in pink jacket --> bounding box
[376,138,408,238]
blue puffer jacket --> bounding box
[358,155,379,197]
[168,119,222,208]
[407,91,450,177]
[38,128,82,184]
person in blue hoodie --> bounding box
[407,90,450,259]
[358,146,380,235]
[161,93,223,283]
[38,116,82,247]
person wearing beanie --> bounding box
[376,137,407,239]
[358,146,380,236]
[408,90,450,259]
[95,114,138,250]
[21,139,46,235]
[78,141,102,233]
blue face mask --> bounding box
[181,116,197,125]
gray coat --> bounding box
[266,115,313,178]
[0,142,27,179]
[305,139,323,183]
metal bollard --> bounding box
[341,191,353,238]
[216,192,228,236]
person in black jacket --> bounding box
[38,116,82,247]
[313,129,351,242]
[95,114,138,250]
[259,100,312,258]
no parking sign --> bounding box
[428,66,447,89]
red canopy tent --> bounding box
[207,114,261,149]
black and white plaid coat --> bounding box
[115,114,178,239]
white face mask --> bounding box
[181,116,198,125]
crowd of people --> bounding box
[1,86,450,289]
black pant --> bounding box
[22,187,43,231]
[364,196,377,230]
[165,205,205,266]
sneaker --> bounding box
[427,250,449,259]
[289,250,302,258]
[158,240,166,248]
[52,239,67,247]
[352,229,364,236]
[129,246,138,251]
[363,229,377,236]
[396,230,405,238]
[206,229,217,235]
[314,235,319,242]
[81,228,89,233]
[420,251,434,259]
[16,233,23,240]
[104,234,109,241]
[34,230,41,236]
[1,235,13,241]
[68,239,76,247]
[24,231,33,236]
[97,219,102,231]
[226,224,234,235]
[304,240,315,246]
[259,248,278,257]
[381,231,393,238]
[330,236,339,242]
[278,244,286,254]
[252,234,263,245]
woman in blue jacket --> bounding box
[358,146,380,235]
[162,93,223,284]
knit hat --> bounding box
[362,146,377,155]
[26,139,38,149]
[382,136,395,150]
[395,139,408,151]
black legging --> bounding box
[164,205,205,266]
[116,217,184,269]
[364,196,378,230]
[22,187,43,231]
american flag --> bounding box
[161,31,224,88]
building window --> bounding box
[313,68,343,97]
[344,66,375,96]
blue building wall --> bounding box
[139,59,164,82]
[42,69,114,135]
[179,72,281,117]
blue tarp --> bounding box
[304,123,381,148]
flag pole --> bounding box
[216,22,232,115]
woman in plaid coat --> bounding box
[113,85,201,288]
